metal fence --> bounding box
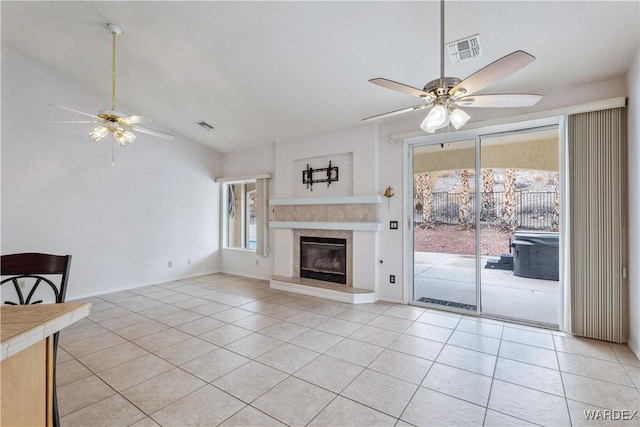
[414,191,556,230]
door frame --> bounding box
[402,116,567,329]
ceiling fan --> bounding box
[363,0,542,133]
[55,23,173,146]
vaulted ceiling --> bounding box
[2,1,638,153]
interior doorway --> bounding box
[410,126,561,327]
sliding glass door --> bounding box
[479,129,560,325]
[412,139,478,312]
[411,125,561,326]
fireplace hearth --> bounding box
[300,236,347,284]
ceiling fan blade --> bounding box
[132,125,174,140]
[369,78,432,99]
[118,115,151,125]
[362,103,432,122]
[449,51,536,97]
[50,120,101,124]
[456,94,542,108]
[55,105,101,120]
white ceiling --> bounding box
[2,1,638,153]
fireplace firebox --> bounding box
[300,236,347,284]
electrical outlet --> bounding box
[390,275,396,284]
[188,258,193,265]
[168,261,173,268]
[256,259,260,266]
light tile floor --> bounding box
[57,273,640,427]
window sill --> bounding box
[222,247,256,253]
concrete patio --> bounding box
[414,252,560,326]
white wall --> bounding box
[1,48,222,300]
[219,142,275,280]
[626,47,640,356]
[376,116,421,303]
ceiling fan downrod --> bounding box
[439,0,445,86]
[107,23,122,111]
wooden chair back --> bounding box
[1,253,72,305]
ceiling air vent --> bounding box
[195,120,215,131]
[447,34,481,63]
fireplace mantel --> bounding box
[270,195,384,206]
[270,221,383,231]
[269,194,384,232]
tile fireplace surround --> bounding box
[269,196,383,304]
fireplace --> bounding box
[300,236,347,284]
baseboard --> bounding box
[627,338,640,360]
[219,270,271,281]
[377,297,404,304]
[68,269,221,301]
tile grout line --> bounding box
[390,313,460,425]
[57,274,640,426]
[481,320,505,426]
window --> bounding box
[226,181,256,250]
[216,174,270,255]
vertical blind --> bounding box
[568,107,628,343]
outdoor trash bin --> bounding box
[511,231,559,281]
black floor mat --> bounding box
[417,297,477,311]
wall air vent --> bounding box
[447,34,481,63]
[195,120,215,131]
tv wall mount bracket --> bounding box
[302,161,339,191]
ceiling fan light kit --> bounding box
[421,105,448,133]
[364,0,542,134]
[449,108,471,129]
[90,125,136,146]
[55,23,173,147]
[89,126,108,142]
